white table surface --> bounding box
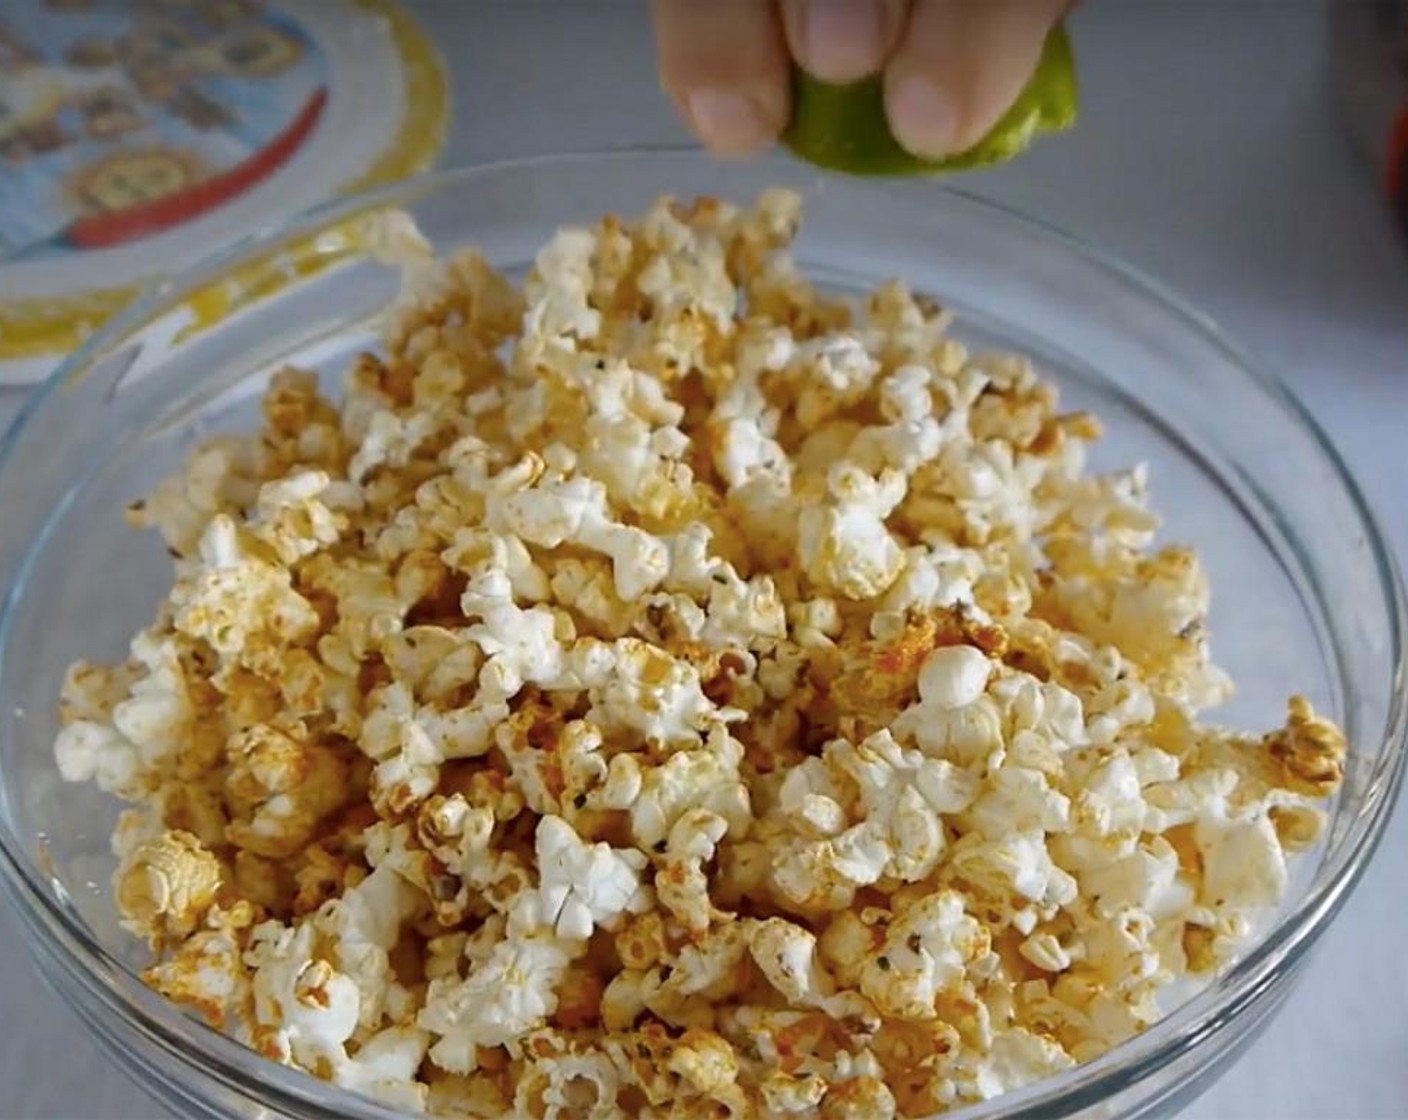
[2,2,1406,1117]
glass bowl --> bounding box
[0,151,1403,1120]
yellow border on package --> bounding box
[0,0,448,362]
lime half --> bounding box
[783,25,1077,176]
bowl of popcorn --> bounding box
[0,151,1402,1120]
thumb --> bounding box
[884,0,1068,159]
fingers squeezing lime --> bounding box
[784,26,1078,176]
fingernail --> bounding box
[887,74,961,158]
[686,88,778,155]
[801,0,885,82]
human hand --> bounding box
[651,0,1070,159]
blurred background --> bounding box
[1,1,1405,1117]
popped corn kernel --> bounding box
[513,1047,619,1120]
[796,464,908,601]
[56,191,1346,1117]
[223,723,350,859]
[173,516,321,675]
[143,904,257,1032]
[419,934,576,1070]
[655,808,729,934]
[512,815,650,940]
[859,890,989,1021]
[918,644,993,711]
[1265,694,1346,796]
[115,830,224,945]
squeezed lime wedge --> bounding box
[783,25,1077,176]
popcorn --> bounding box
[828,731,982,881]
[770,826,893,911]
[512,815,650,940]
[637,202,737,331]
[702,572,788,648]
[114,830,223,944]
[822,1076,898,1120]
[587,639,729,748]
[335,1026,430,1111]
[649,921,752,1014]
[965,765,1071,839]
[1265,695,1347,796]
[893,664,1004,767]
[630,725,751,849]
[743,917,873,1027]
[513,1048,620,1120]
[791,334,880,428]
[172,515,320,674]
[132,437,259,555]
[313,863,421,1030]
[409,797,530,920]
[461,569,566,687]
[777,760,849,839]
[1019,932,1074,974]
[444,528,551,605]
[877,545,980,627]
[714,410,790,491]
[917,644,993,711]
[58,191,1345,1117]
[947,829,1079,923]
[420,934,575,1071]
[858,890,988,1020]
[251,470,345,564]
[142,904,256,1031]
[666,1028,749,1113]
[796,464,908,601]
[524,226,602,342]
[1070,752,1146,840]
[655,808,729,933]
[247,922,362,1071]
[63,631,212,794]
[381,626,483,703]
[762,1071,828,1115]
[1076,835,1193,922]
[347,408,439,483]
[848,364,945,477]
[223,723,350,859]
[55,719,142,797]
[974,1029,1075,1099]
[1195,807,1288,912]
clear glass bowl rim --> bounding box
[0,147,1403,1120]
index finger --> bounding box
[651,0,792,156]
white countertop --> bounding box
[3,2,1406,1117]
